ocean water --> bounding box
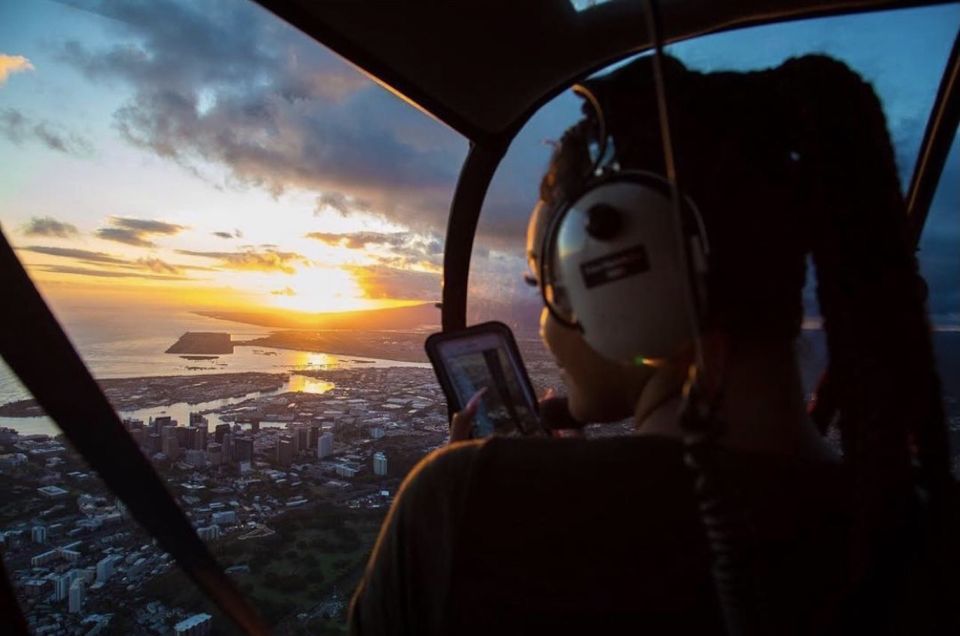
[0,304,429,436]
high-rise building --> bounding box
[184,449,207,467]
[308,426,320,449]
[207,442,222,466]
[222,432,235,462]
[95,555,119,584]
[153,415,173,430]
[235,437,253,462]
[183,426,198,450]
[214,423,230,443]
[147,433,162,454]
[297,428,308,452]
[68,578,85,613]
[373,452,388,476]
[162,428,181,461]
[31,526,46,544]
[189,414,208,450]
[53,570,77,601]
[277,437,293,467]
[318,432,334,459]
[289,430,301,455]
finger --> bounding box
[449,388,487,444]
[449,411,473,443]
[464,386,488,414]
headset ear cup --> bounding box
[541,171,708,364]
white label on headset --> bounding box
[579,244,650,289]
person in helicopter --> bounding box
[349,52,941,635]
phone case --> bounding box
[424,321,539,431]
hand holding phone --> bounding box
[425,322,541,438]
[448,388,487,443]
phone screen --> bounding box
[434,331,539,437]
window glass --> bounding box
[917,131,960,475]
[0,0,464,631]
[468,4,959,423]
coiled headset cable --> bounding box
[641,2,770,635]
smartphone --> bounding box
[425,321,540,438]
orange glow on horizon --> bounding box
[25,258,430,315]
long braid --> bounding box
[792,55,953,630]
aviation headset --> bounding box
[532,83,710,366]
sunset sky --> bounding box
[0,0,958,322]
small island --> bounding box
[165,332,234,355]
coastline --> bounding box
[0,372,288,418]
[235,330,428,363]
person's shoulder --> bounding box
[390,441,486,513]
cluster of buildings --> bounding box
[0,366,453,632]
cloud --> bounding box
[110,217,185,234]
[212,228,242,239]
[19,245,127,265]
[306,230,444,271]
[271,286,296,296]
[345,265,440,301]
[0,108,93,155]
[0,54,33,85]
[96,216,186,246]
[57,0,466,234]
[21,216,79,238]
[137,256,182,275]
[315,192,372,216]
[35,264,188,281]
[19,244,206,279]
[95,227,155,247]
[176,247,308,274]
[305,231,408,250]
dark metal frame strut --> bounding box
[0,2,956,633]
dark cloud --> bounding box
[57,0,465,234]
[19,244,204,278]
[345,265,440,301]
[315,192,373,216]
[21,216,79,238]
[96,216,187,247]
[35,264,188,281]
[19,245,127,265]
[0,108,93,155]
[212,228,242,239]
[271,286,296,296]
[110,217,185,234]
[95,227,155,247]
[176,247,308,274]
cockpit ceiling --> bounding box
[254,0,950,141]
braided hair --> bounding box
[538,54,953,632]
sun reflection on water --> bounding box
[288,375,335,394]
[290,351,339,369]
